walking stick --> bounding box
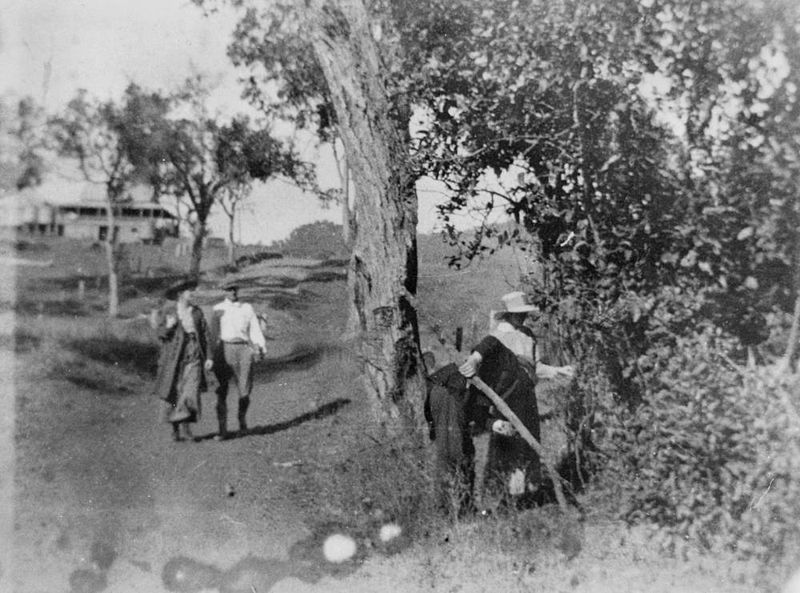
[468,376,568,510]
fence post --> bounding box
[470,314,479,347]
[78,280,85,301]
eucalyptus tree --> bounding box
[50,91,136,317]
[124,78,306,279]
[195,0,429,435]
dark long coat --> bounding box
[425,336,541,512]
[152,304,213,405]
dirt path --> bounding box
[12,259,363,593]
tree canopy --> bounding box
[120,77,310,278]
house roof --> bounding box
[0,182,177,216]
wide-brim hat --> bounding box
[501,291,538,313]
[164,278,198,300]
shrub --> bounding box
[595,323,800,564]
[272,221,348,260]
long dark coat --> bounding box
[152,304,213,405]
[425,336,542,512]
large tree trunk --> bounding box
[105,200,120,318]
[341,157,352,246]
[189,220,206,281]
[306,0,426,438]
[332,137,353,246]
[227,207,237,268]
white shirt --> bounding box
[213,299,267,350]
[491,321,575,381]
[176,302,197,334]
[491,321,536,363]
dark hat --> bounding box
[221,279,239,291]
[164,278,198,300]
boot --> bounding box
[237,397,250,435]
[171,422,183,442]
[182,423,194,442]
[215,400,229,441]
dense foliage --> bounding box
[586,290,800,563]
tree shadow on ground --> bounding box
[67,336,159,376]
[246,398,351,437]
[194,398,351,442]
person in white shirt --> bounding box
[465,291,574,437]
[211,280,267,440]
[485,291,575,383]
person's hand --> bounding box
[459,352,482,378]
[258,347,267,360]
[557,365,576,378]
[491,419,517,437]
[165,314,177,329]
[204,359,214,371]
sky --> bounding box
[0,0,464,244]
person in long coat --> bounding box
[151,279,214,442]
[425,291,575,513]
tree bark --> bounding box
[341,156,352,246]
[306,0,426,438]
[227,205,237,267]
[104,200,120,318]
[189,220,206,281]
[332,138,353,246]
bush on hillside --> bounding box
[272,221,348,260]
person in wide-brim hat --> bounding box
[499,290,539,314]
[151,277,213,442]
[489,291,539,365]
[164,278,199,301]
